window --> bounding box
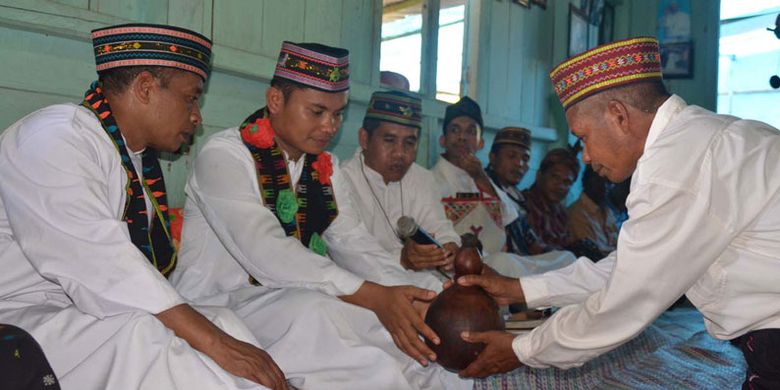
[380,0,468,102]
[718,1,780,129]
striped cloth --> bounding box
[474,308,745,390]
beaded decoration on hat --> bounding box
[274,41,350,92]
[91,23,212,80]
[550,36,662,110]
[365,91,422,129]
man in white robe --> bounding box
[454,37,780,390]
[171,42,471,390]
[431,97,518,229]
[341,91,461,282]
[0,24,283,390]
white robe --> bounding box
[513,95,780,369]
[0,104,267,389]
[340,148,461,282]
[171,128,471,390]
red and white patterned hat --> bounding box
[550,37,662,110]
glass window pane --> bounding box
[436,0,466,102]
[381,1,424,92]
[718,0,780,130]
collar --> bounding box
[437,154,468,176]
[355,148,403,189]
[644,94,687,153]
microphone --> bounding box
[397,216,442,247]
[397,216,453,280]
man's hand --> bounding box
[460,153,498,197]
[341,282,439,366]
[400,240,454,271]
[460,153,487,180]
[156,304,288,389]
[207,333,289,389]
[456,273,525,305]
[458,331,522,378]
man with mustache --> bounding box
[171,42,470,390]
[521,147,581,251]
[0,23,283,389]
[341,91,461,280]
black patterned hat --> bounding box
[494,127,532,149]
[274,41,350,92]
[364,91,422,128]
[91,23,213,80]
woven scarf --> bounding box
[81,81,176,276]
[239,108,338,257]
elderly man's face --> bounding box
[566,102,638,183]
[360,122,419,183]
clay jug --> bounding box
[424,239,505,371]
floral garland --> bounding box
[239,108,338,260]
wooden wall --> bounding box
[0,0,720,206]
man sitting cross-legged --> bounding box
[171,42,470,390]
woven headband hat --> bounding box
[364,90,422,129]
[494,127,531,149]
[550,36,662,110]
[274,41,350,92]
[91,23,213,80]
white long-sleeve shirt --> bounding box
[171,128,441,301]
[513,95,780,369]
[340,148,460,284]
[0,104,183,317]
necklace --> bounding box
[359,152,404,239]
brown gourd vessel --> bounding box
[424,239,505,372]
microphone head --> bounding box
[396,216,418,238]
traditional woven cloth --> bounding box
[474,309,745,390]
[81,81,177,276]
[494,127,532,150]
[364,90,422,128]
[274,41,349,92]
[550,36,662,110]
[91,23,212,80]
[239,108,338,258]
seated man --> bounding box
[484,127,576,276]
[522,147,579,248]
[0,24,281,389]
[431,97,518,252]
[486,127,553,256]
[171,42,469,390]
[341,90,460,279]
[568,165,619,258]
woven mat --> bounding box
[473,308,745,390]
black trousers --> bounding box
[735,328,780,390]
[0,324,60,390]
